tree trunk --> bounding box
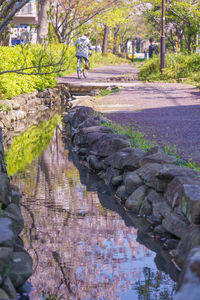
[102,25,109,54]
[132,39,135,62]
[194,33,199,53]
[125,39,129,59]
[37,0,49,43]
[113,25,120,55]
[187,34,192,53]
[170,29,176,52]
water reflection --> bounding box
[9,126,177,300]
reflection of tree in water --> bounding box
[135,267,176,300]
[10,128,176,300]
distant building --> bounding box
[10,0,38,45]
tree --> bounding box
[48,0,120,44]
[138,0,200,53]
[0,0,29,36]
[92,0,133,54]
[37,0,50,43]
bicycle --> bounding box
[77,57,89,79]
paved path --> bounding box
[57,64,138,84]
[59,64,200,164]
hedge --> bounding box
[0,44,128,99]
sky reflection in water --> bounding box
[9,127,176,300]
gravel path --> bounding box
[59,65,200,164]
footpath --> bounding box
[58,64,200,164]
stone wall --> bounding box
[0,84,71,145]
[0,128,32,299]
[62,106,200,297]
[0,84,72,298]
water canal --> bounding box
[5,112,178,300]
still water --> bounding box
[7,117,177,300]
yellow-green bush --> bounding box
[0,44,77,99]
[139,53,200,84]
[0,44,129,99]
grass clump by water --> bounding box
[102,120,200,173]
[102,121,154,151]
[97,87,120,97]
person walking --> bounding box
[75,33,92,69]
[149,38,159,58]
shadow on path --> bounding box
[106,105,200,164]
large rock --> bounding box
[136,163,166,192]
[0,218,16,247]
[162,211,188,238]
[164,176,200,223]
[85,132,106,147]
[139,197,152,216]
[157,164,198,181]
[123,171,143,195]
[139,152,177,167]
[164,238,179,250]
[0,174,11,206]
[125,212,152,233]
[174,247,200,300]
[154,249,180,283]
[103,167,121,186]
[70,106,94,128]
[116,185,128,202]
[174,224,200,264]
[158,201,173,219]
[181,184,200,224]
[2,277,17,299]
[125,185,148,212]
[11,191,21,207]
[104,148,145,170]
[0,248,13,279]
[111,175,123,187]
[80,125,112,135]
[146,190,165,220]
[78,118,100,128]
[10,252,32,288]
[87,155,105,171]
[89,134,130,157]
[3,204,24,235]
[143,146,165,157]
[0,288,9,299]
[137,230,162,253]
[62,110,76,124]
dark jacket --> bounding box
[149,44,159,58]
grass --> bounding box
[133,58,146,69]
[97,87,120,97]
[102,120,200,173]
[139,52,200,87]
[0,104,11,111]
[102,121,154,150]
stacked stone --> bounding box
[63,106,200,295]
[0,128,32,299]
[0,84,71,133]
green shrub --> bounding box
[0,45,129,99]
[139,53,200,84]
